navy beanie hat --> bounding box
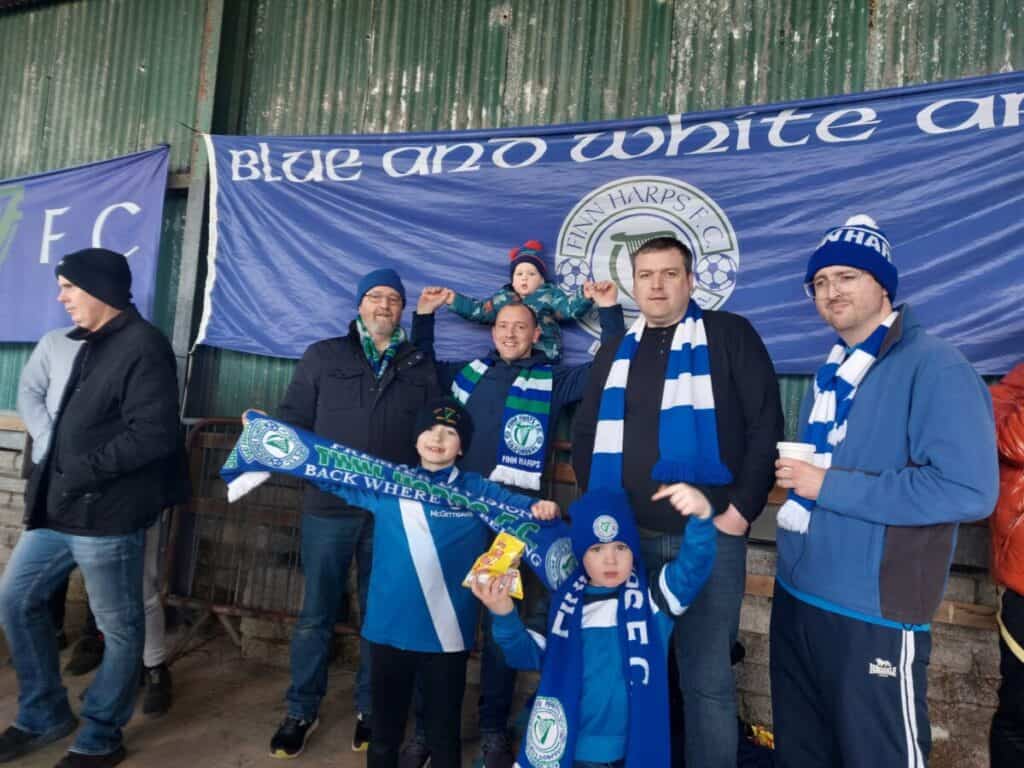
[356,267,406,308]
[508,239,549,282]
[414,397,474,455]
[569,489,642,565]
[54,248,132,309]
[805,215,898,299]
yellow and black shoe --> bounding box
[269,716,318,759]
[352,712,371,752]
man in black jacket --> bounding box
[267,268,440,760]
[0,248,183,768]
[572,237,783,768]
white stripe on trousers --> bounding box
[899,630,925,768]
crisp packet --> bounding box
[463,532,526,600]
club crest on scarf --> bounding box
[239,420,309,470]
[504,413,545,456]
[526,696,570,767]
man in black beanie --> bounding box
[0,248,185,768]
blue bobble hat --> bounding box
[805,215,898,298]
[569,489,642,564]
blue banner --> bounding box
[0,147,169,342]
[198,73,1024,374]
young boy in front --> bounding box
[320,397,557,768]
[472,487,716,768]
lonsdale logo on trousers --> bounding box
[556,176,740,337]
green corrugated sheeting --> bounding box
[0,0,205,409]
[0,0,1021,420]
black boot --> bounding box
[141,664,172,717]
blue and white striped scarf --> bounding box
[590,300,732,490]
[777,310,898,534]
[451,358,553,491]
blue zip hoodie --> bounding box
[776,306,999,628]
[338,464,534,652]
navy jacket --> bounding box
[278,320,440,517]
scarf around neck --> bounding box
[451,357,553,491]
[776,310,898,534]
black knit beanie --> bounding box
[54,248,132,309]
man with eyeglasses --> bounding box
[265,268,439,760]
[771,215,999,767]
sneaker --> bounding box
[53,745,126,768]
[480,730,514,768]
[64,636,104,677]
[141,664,172,717]
[351,712,371,752]
[269,716,319,759]
[0,719,77,763]
[398,731,431,768]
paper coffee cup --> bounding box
[777,441,815,462]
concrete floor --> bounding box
[0,631,485,768]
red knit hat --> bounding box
[508,239,548,282]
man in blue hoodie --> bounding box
[772,215,1000,767]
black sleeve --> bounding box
[725,317,784,523]
[571,339,619,490]
[276,344,321,430]
[411,312,436,359]
[411,311,464,390]
[64,343,179,491]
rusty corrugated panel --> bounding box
[868,0,1024,89]
[0,0,206,178]
[189,0,1024,417]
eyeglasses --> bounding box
[363,292,403,307]
[803,270,865,300]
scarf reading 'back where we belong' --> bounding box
[451,358,553,491]
[220,412,577,593]
[777,310,898,534]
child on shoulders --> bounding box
[444,240,593,362]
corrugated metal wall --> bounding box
[0,0,205,408]
[186,0,1023,433]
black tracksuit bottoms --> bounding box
[991,588,1024,767]
[368,641,469,768]
[770,583,931,768]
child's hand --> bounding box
[584,280,619,307]
[417,286,450,314]
[470,572,516,615]
[241,408,267,425]
[652,482,712,519]
[531,500,560,520]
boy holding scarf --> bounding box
[473,487,716,768]
[410,288,623,768]
[772,215,998,767]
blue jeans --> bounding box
[639,527,746,768]
[0,528,145,756]
[286,512,373,719]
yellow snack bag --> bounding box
[463,532,526,600]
